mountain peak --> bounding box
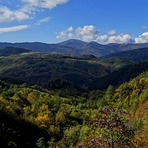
[58,39,87,48]
[88,41,103,46]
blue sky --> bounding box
[0,0,148,44]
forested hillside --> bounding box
[0,46,148,147]
[0,48,148,92]
[0,52,109,90]
[88,60,148,90]
[101,47,148,67]
[0,72,148,147]
[0,47,32,56]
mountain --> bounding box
[1,39,148,57]
[107,42,148,51]
[0,47,31,56]
[58,39,87,48]
[87,60,148,90]
[119,43,148,51]
[0,42,83,55]
[100,47,148,69]
[82,41,120,56]
[0,49,148,91]
[0,52,109,90]
[102,47,148,62]
[59,40,121,56]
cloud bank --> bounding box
[57,25,148,44]
[56,25,135,44]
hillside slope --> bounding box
[0,48,148,91]
[0,53,109,89]
[101,47,148,62]
[0,47,32,56]
[88,60,148,90]
[0,72,147,147]
[100,47,148,69]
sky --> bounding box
[0,0,148,44]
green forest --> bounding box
[0,47,148,147]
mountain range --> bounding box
[1,39,148,57]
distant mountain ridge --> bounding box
[1,39,148,57]
[0,47,31,56]
[58,39,87,48]
[101,47,148,62]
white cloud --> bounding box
[35,17,51,25]
[135,32,148,43]
[108,34,133,44]
[108,30,116,35]
[56,25,134,44]
[76,25,99,42]
[96,34,133,44]
[68,33,74,38]
[96,35,108,43]
[0,6,29,22]
[56,31,67,39]
[56,26,74,39]
[0,25,30,33]
[56,25,100,41]
[67,26,73,32]
[22,0,69,9]
[0,0,69,22]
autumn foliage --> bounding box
[0,71,148,147]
